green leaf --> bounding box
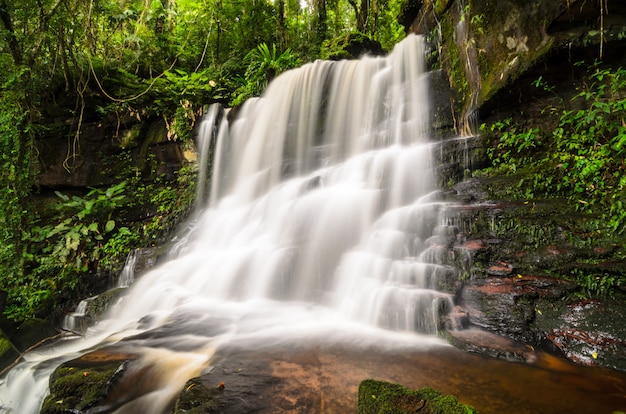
[105,220,116,233]
[54,191,69,202]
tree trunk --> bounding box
[277,0,286,50]
[216,0,222,62]
[347,0,369,33]
[0,0,22,65]
[357,0,369,33]
[314,0,327,49]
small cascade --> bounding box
[61,297,94,334]
[194,104,224,210]
[61,248,157,335]
[117,249,138,288]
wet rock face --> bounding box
[440,177,626,371]
[36,118,187,189]
[460,273,576,343]
[538,297,626,370]
[409,0,626,128]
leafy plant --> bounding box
[150,68,225,140]
[0,67,37,320]
[552,65,626,231]
[3,182,129,320]
[570,269,625,298]
[482,64,626,235]
[481,118,541,171]
[531,76,555,93]
[231,43,301,106]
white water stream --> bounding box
[0,34,459,413]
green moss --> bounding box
[0,337,11,355]
[358,379,478,414]
[173,379,222,413]
[439,12,470,122]
[41,361,122,413]
[320,32,384,60]
[434,0,453,16]
[0,335,19,371]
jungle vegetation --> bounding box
[0,0,408,321]
[0,0,624,322]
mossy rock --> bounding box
[358,379,478,414]
[41,360,122,413]
[173,378,223,413]
[12,318,58,351]
[84,287,127,321]
[321,33,385,60]
[0,334,19,372]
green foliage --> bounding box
[551,65,626,233]
[320,32,383,60]
[37,182,127,266]
[3,182,129,320]
[481,118,541,172]
[0,64,36,320]
[572,270,624,298]
[149,68,225,139]
[231,43,301,106]
[481,65,626,236]
[531,76,555,93]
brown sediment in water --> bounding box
[49,343,626,413]
[178,345,626,413]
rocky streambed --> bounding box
[40,340,626,413]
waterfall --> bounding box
[0,34,457,413]
[194,104,223,210]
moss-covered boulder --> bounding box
[0,329,19,373]
[358,379,478,413]
[320,32,385,60]
[40,351,133,413]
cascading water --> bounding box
[0,34,459,413]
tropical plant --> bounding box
[3,182,128,320]
[231,43,301,105]
[482,64,626,237]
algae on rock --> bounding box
[358,379,478,413]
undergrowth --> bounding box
[479,62,626,297]
[481,63,626,236]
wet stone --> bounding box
[446,328,537,363]
[537,295,626,371]
[486,261,514,277]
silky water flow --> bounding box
[0,34,461,413]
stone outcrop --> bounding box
[439,177,626,371]
[407,0,626,132]
[35,117,190,189]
